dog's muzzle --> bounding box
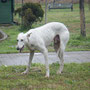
[17,47,19,50]
[16,46,24,53]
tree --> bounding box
[15,3,44,29]
[53,0,55,3]
[45,0,48,24]
[88,0,90,10]
[79,0,86,37]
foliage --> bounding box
[23,8,36,28]
[15,3,44,29]
[0,4,90,53]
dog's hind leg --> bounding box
[54,35,60,52]
[57,44,65,74]
[54,35,65,74]
[22,50,34,74]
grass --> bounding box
[0,4,90,90]
[0,63,90,90]
[0,4,90,53]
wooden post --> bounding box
[53,0,55,3]
[45,0,47,24]
[79,0,86,37]
[88,0,90,10]
[21,0,24,25]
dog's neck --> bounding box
[23,34,34,50]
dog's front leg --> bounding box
[22,50,34,74]
[42,48,50,77]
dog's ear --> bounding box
[27,33,32,42]
[27,33,32,38]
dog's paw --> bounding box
[45,74,49,78]
[57,70,62,74]
[21,71,29,75]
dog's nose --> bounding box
[17,47,19,50]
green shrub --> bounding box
[23,8,36,27]
[15,3,44,29]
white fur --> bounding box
[17,22,69,77]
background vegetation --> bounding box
[15,3,44,29]
[0,3,90,90]
[0,4,90,53]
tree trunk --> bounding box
[79,0,86,37]
[45,0,47,24]
[88,0,90,10]
[21,0,24,25]
[53,0,55,3]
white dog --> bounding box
[17,22,69,77]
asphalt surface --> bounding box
[0,51,90,66]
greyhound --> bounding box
[16,22,69,77]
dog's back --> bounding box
[26,22,69,47]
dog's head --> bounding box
[16,32,32,53]
[16,33,25,53]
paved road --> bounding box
[0,51,90,66]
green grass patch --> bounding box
[0,4,90,53]
[0,63,90,90]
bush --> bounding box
[23,8,36,27]
[15,3,44,29]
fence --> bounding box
[15,0,89,4]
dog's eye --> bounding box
[21,39,23,41]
